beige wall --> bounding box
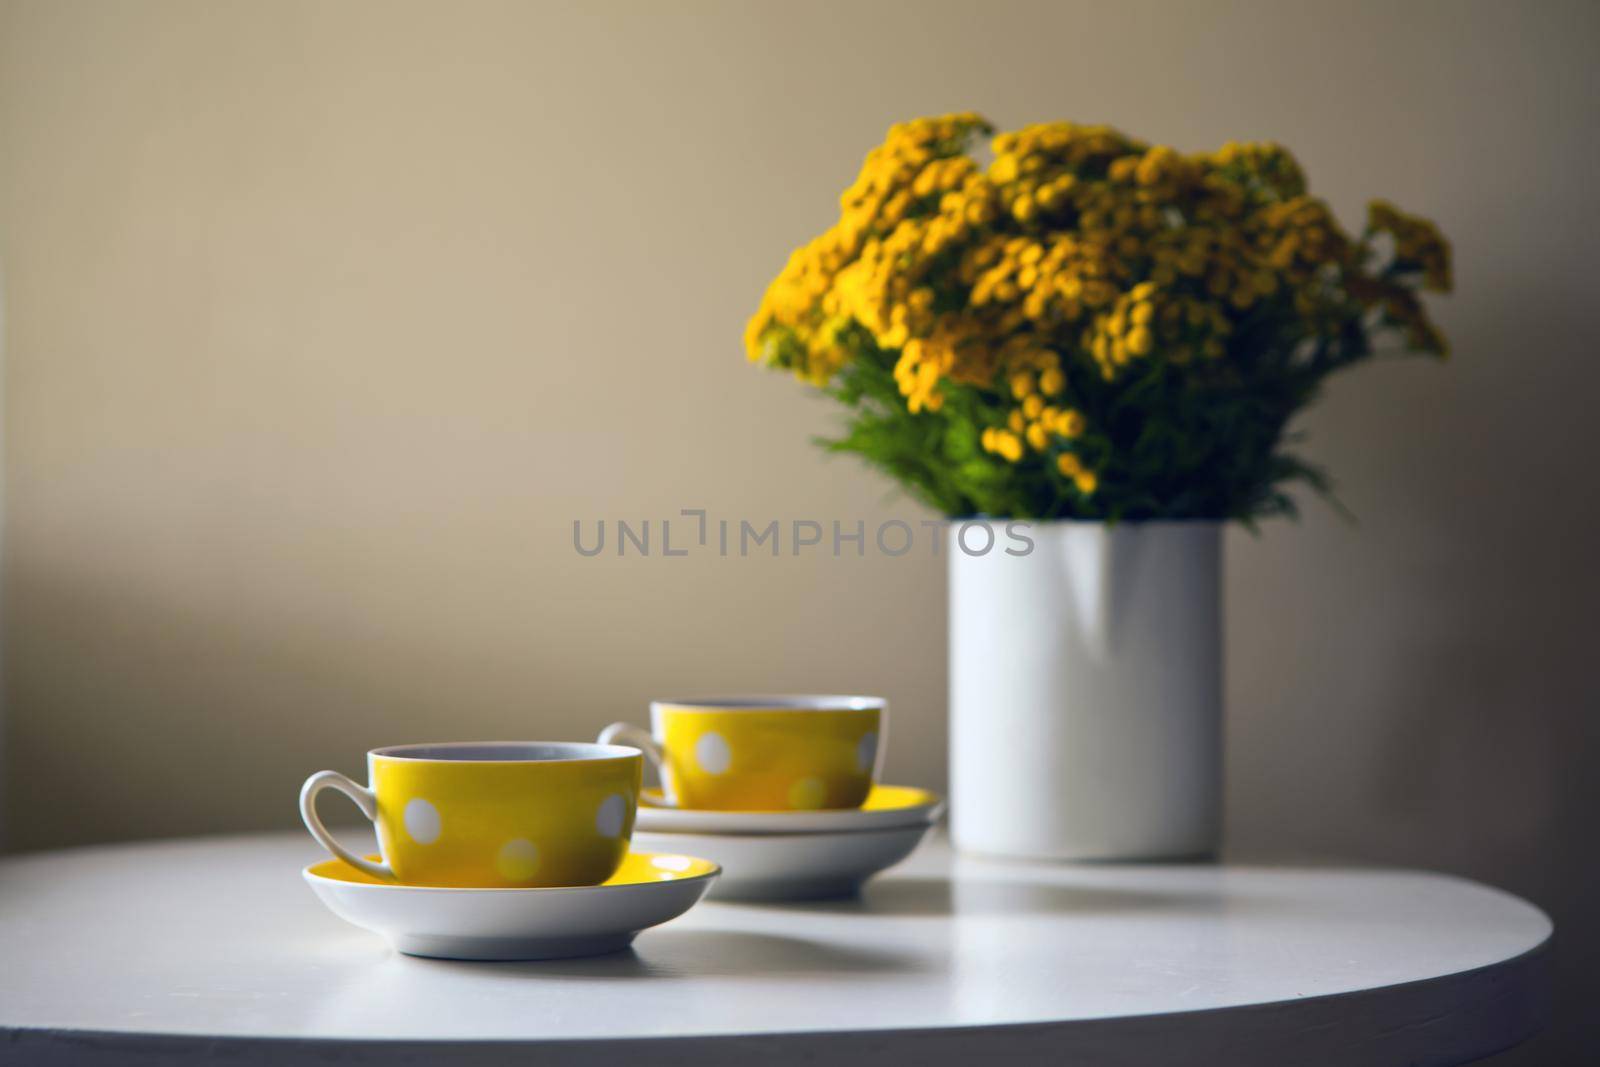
[2,1,1596,1061]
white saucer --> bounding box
[303,851,719,960]
[636,783,944,835]
[631,823,933,902]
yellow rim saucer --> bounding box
[302,851,721,960]
[631,822,935,902]
[306,850,719,890]
[636,783,944,835]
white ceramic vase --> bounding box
[948,520,1222,860]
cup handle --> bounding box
[598,722,674,807]
[299,770,395,880]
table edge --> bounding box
[0,935,1551,1067]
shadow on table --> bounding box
[410,928,926,980]
[736,876,1232,918]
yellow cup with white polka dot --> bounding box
[600,696,884,811]
[299,742,642,888]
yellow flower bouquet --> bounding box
[746,114,1451,521]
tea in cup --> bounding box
[299,742,642,887]
[599,696,884,811]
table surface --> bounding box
[0,831,1551,1066]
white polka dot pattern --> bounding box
[402,797,441,845]
[695,731,732,775]
[856,731,879,774]
[595,793,627,838]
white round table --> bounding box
[0,831,1549,1065]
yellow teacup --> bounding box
[600,696,885,811]
[299,742,642,888]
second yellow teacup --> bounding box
[600,696,885,811]
[299,742,642,888]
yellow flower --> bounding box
[746,113,1451,515]
[1366,199,1452,291]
